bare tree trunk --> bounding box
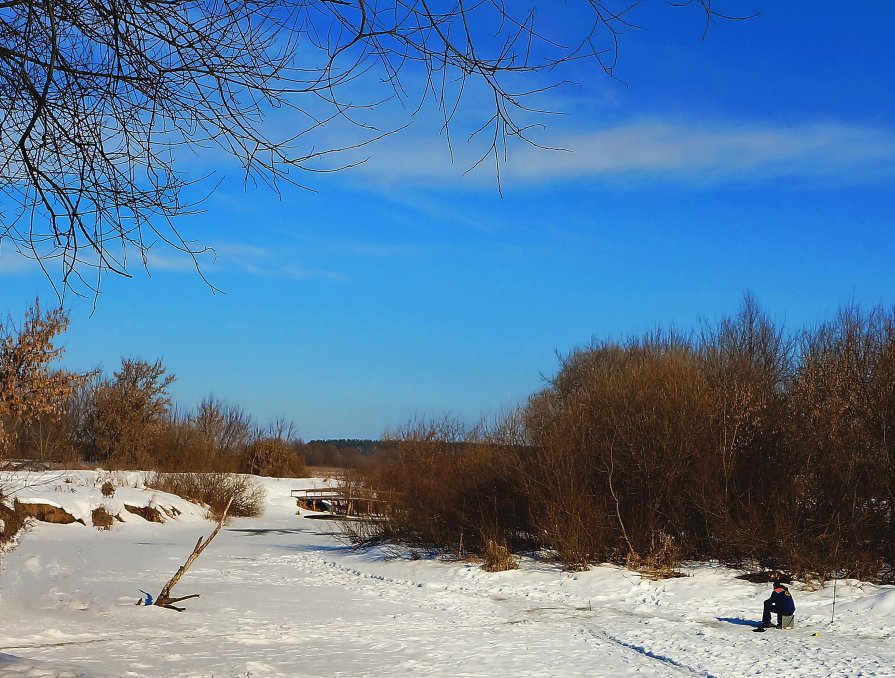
[154,495,234,611]
[606,445,636,561]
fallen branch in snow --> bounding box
[153,495,234,611]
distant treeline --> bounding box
[299,439,396,468]
[351,296,895,583]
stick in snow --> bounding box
[153,495,235,611]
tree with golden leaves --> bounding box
[0,300,77,459]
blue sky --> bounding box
[2,1,894,439]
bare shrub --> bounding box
[341,298,895,582]
[192,397,254,457]
[92,506,116,529]
[12,411,82,464]
[348,416,533,562]
[697,295,794,564]
[338,508,393,548]
[241,438,307,478]
[519,423,606,570]
[100,481,116,498]
[786,304,895,580]
[629,532,685,580]
[149,418,217,472]
[144,472,265,520]
[524,332,715,570]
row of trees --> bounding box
[5,295,894,580]
[355,296,895,582]
[300,439,394,469]
[0,301,306,477]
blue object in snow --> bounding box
[138,589,153,605]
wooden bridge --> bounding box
[291,486,385,517]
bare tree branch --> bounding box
[0,1,751,294]
[154,492,234,611]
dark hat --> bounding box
[772,579,781,588]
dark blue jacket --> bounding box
[766,585,796,614]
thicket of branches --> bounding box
[298,438,395,468]
[0,0,747,291]
[354,296,895,582]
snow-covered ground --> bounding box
[1,471,893,677]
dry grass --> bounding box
[626,531,685,580]
[482,538,519,572]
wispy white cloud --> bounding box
[338,240,427,258]
[145,250,202,273]
[343,119,895,188]
[148,242,348,281]
[0,248,36,276]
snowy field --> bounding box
[1,471,894,678]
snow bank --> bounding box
[0,471,892,677]
[2,470,215,525]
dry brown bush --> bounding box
[100,480,116,497]
[695,295,794,565]
[193,397,254,457]
[92,505,116,529]
[627,532,686,580]
[144,472,265,519]
[347,417,533,562]
[87,358,175,467]
[524,333,714,570]
[784,304,895,580]
[344,299,895,582]
[241,438,307,478]
[148,418,217,472]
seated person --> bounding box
[756,577,795,631]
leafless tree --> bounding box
[263,415,297,443]
[193,395,253,455]
[0,0,751,293]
